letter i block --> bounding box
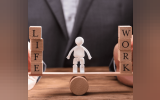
[30,39,43,51]
[118,38,131,50]
[31,62,43,74]
[118,49,132,61]
[29,26,42,39]
[119,61,132,73]
[118,26,132,39]
[31,51,43,62]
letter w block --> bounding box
[118,26,132,39]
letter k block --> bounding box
[119,61,132,73]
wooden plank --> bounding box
[29,72,133,76]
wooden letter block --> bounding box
[29,26,42,39]
[118,49,132,61]
[119,61,132,73]
[31,62,43,74]
[118,26,132,39]
[30,39,43,51]
[31,51,43,62]
[118,38,131,50]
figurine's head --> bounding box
[75,37,84,46]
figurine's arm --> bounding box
[66,47,76,59]
[83,47,92,60]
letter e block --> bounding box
[31,62,43,74]
[119,61,132,73]
[31,51,43,62]
[118,26,132,39]
[29,26,42,39]
[30,39,43,51]
[118,38,131,50]
[118,49,132,61]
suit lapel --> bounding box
[46,0,68,39]
[64,0,94,57]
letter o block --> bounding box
[118,38,131,50]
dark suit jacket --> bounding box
[28,0,133,68]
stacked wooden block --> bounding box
[29,26,43,75]
[118,26,132,73]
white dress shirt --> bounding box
[61,0,79,37]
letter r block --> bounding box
[30,39,43,51]
[119,61,132,73]
[118,38,131,50]
[118,26,132,39]
[31,62,43,74]
[29,26,42,39]
[31,51,43,63]
[118,49,132,62]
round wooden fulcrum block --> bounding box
[70,76,89,96]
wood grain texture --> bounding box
[119,62,132,73]
[29,72,133,77]
[31,62,43,74]
[29,26,42,39]
[31,51,43,62]
[28,67,133,100]
[118,49,132,62]
[118,26,132,39]
[30,39,43,51]
[118,38,131,50]
[70,76,89,95]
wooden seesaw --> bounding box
[29,26,133,96]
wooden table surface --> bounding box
[28,66,133,100]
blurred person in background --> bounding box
[28,0,133,90]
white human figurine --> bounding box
[66,37,92,73]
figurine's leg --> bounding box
[80,58,85,73]
[73,58,78,73]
